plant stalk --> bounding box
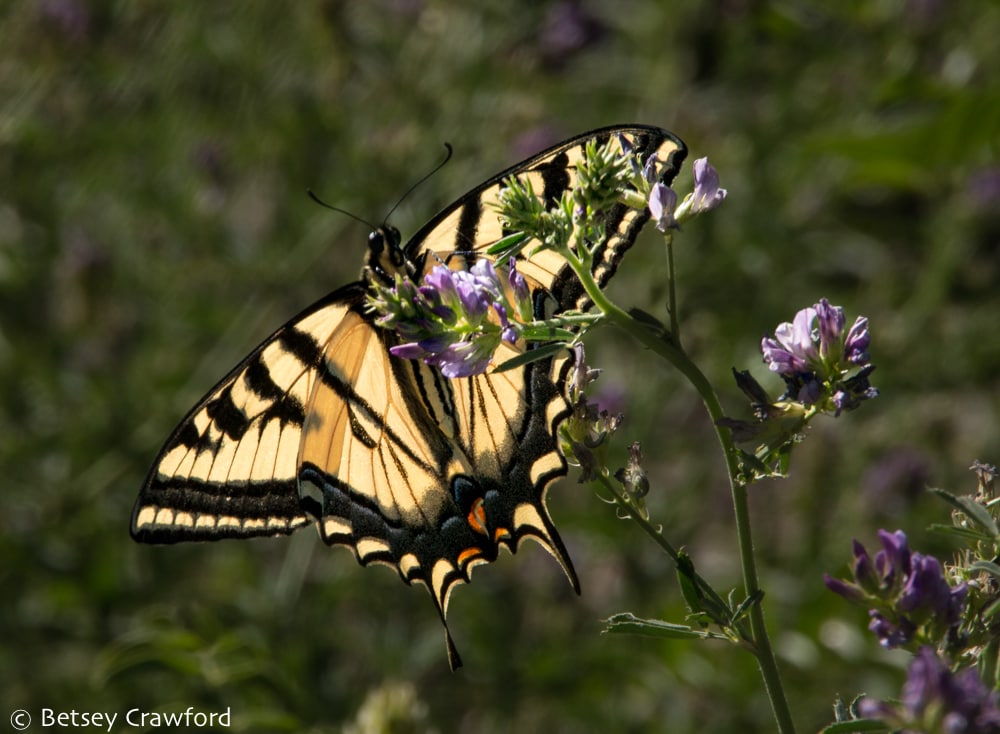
[568,250,797,734]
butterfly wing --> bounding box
[131,284,369,542]
[404,124,687,314]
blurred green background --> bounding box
[2,1,998,732]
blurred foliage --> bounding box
[2,0,998,732]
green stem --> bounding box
[663,231,680,340]
[566,248,797,734]
[595,474,736,631]
[982,638,999,689]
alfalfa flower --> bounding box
[368,260,523,378]
[824,530,968,650]
[859,647,1000,734]
[761,298,877,414]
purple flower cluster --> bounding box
[370,259,530,378]
[824,529,967,649]
[645,155,726,232]
[761,298,876,413]
[860,647,1000,733]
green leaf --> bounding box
[732,590,765,623]
[928,523,995,544]
[492,342,567,373]
[930,487,999,536]
[676,553,704,613]
[970,560,1000,579]
[485,231,532,260]
[603,613,729,641]
[983,597,1000,622]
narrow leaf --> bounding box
[492,342,567,373]
[930,487,999,536]
[603,613,728,641]
[486,231,531,258]
[970,560,1000,579]
[928,523,995,544]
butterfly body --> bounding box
[132,124,687,669]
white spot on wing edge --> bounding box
[322,516,352,538]
[399,553,421,580]
[356,537,391,560]
[134,506,156,528]
[431,558,459,614]
[154,508,175,525]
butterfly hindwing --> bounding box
[297,314,577,614]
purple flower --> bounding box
[689,157,727,214]
[898,553,968,628]
[760,299,876,412]
[370,260,527,378]
[815,298,846,361]
[648,183,678,232]
[859,647,1000,734]
[762,305,819,376]
[825,530,967,650]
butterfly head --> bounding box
[366,225,420,284]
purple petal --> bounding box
[796,377,823,405]
[648,183,678,232]
[877,529,911,578]
[815,298,846,358]
[434,342,492,378]
[761,336,805,374]
[690,157,727,213]
[786,307,819,358]
[845,316,871,364]
[642,153,660,186]
[823,573,866,603]
[851,540,878,593]
[901,647,948,711]
[390,342,429,360]
[508,257,530,306]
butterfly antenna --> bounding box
[383,142,453,226]
[306,189,379,231]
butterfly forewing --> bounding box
[131,288,372,542]
[406,125,687,314]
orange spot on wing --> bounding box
[493,527,511,543]
[457,547,482,567]
[467,499,488,536]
